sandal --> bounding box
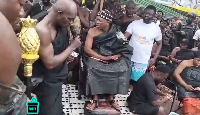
[86,100,98,110]
[108,100,121,112]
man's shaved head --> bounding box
[52,0,77,26]
[54,0,77,15]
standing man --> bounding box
[124,5,162,82]
[73,0,90,29]
[32,0,81,115]
[0,0,28,115]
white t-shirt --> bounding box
[193,29,200,41]
[126,19,162,64]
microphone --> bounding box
[70,25,78,38]
[69,25,81,54]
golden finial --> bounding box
[18,16,40,77]
[20,16,38,28]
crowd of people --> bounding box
[0,0,200,115]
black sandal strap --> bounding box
[109,100,115,104]
[109,100,121,112]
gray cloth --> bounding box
[177,66,200,100]
[84,25,133,96]
[0,76,27,115]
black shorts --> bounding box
[130,102,159,115]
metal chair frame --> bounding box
[168,80,182,112]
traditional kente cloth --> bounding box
[84,25,133,96]
[177,66,200,100]
[131,62,148,81]
[32,12,69,115]
[0,76,27,115]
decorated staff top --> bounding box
[18,16,40,77]
[18,16,40,58]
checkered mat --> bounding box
[62,84,134,115]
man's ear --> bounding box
[57,10,63,17]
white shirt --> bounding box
[126,19,162,64]
[193,29,200,41]
[156,20,160,25]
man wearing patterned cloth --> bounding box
[84,10,132,112]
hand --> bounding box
[168,55,172,60]
[27,93,37,101]
[67,55,75,63]
[194,87,200,92]
[149,58,156,66]
[180,31,186,35]
[160,56,169,60]
[69,36,81,50]
[102,56,113,61]
[184,85,195,91]
[111,54,121,60]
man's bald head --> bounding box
[52,0,77,27]
[54,0,77,15]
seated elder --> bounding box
[173,53,200,101]
[84,10,132,111]
[127,65,171,115]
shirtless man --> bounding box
[73,0,90,29]
[0,0,27,114]
[32,0,81,114]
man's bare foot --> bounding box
[108,100,121,112]
[86,100,98,110]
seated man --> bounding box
[173,53,200,100]
[127,65,171,115]
[84,10,133,111]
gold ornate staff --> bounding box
[18,16,40,98]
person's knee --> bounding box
[157,106,165,115]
